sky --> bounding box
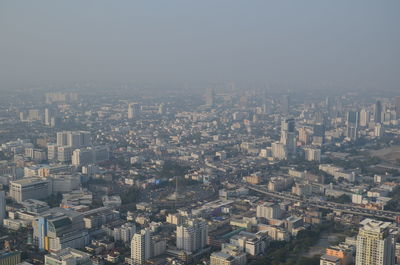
[0,1,399,91]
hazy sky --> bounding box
[1,1,399,90]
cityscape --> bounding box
[1,1,400,265]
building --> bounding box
[304,147,321,162]
[256,202,281,220]
[71,146,109,166]
[57,131,91,148]
[205,87,215,107]
[33,209,89,251]
[0,191,5,224]
[325,244,354,265]
[44,248,92,265]
[57,146,73,163]
[271,142,287,160]
[374,100,382,123]
[355,218,395,265]
[281,94,290,115]
[375,123,384,138]
[0,252,21,265]
[346,111,359,141]
[10,178,51,203]
[229,231,269,256]
[131,229,151,265]
[176,218,208,253]
[360,108,370,127]
[210,245,246,265]
[128,103,141,119]
[395,96,400,119]
[280,118,296,155]
[114,223,136,243]
[320,254,340,265]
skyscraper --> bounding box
[0,191,5,224]
[131,229,151,265]
[280,118,296,155]
[355,219,395,265]
[395,96,400,119]
[360,108,370,127]
[205,87,215,107]
[281,95,290,115]
[44,108,52,126]
[374,100,382,123]
[346,111,359,141]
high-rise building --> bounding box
[396,96,400,119]
[346,111,359,141]
[375,123,384,138]
[57,131,91,148]
[0,191,6,224]
[271,142,287,160]
[205,87,215,107]
[34,210,89,251]
[128,103,141,119]
[304,147,321,162]
[44,108,52,126]
[360,108,370,127]
[71,146,109,166]
[374,100,382,123]
[114,223,136,243]
[355,219,395,265]
[280,118,296,155]
[256,202,281,220]
[131,229,151,265]
[176,218,208,253]
[57,146,73,162]
[281,95,290,115]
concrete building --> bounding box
[229,231,269,256]
[131,229,151,265]
[10,178,51,203]
[305,147,321,162]
[320,254,340,265]
[44,248,92,265]
[256,202,281,220]
[176,218,208,253]
[355,218,395,265]
[0,252,21,265]
[210,245,246,265]
[128,103,141,119]
[114,223,136,243]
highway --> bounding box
[247,184,399,221]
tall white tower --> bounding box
[131,229,151,265]
[355,219,395,265]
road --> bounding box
[247,184,399,221]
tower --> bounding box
[0,191,5,225]
[280,118,296,155]
[176,218,208,253]
[346,111,359,141]
[355,219,395,265]
[128,103,141,119]
[131,229,151,265]
[281,95,290,115]
[374,100,382,123]
[205,87,215,107]
[395,96,400,119]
